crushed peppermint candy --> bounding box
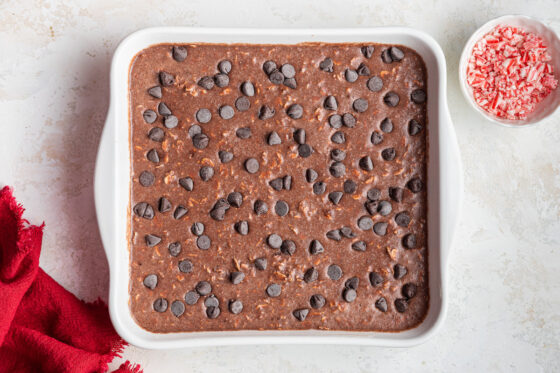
[467,25,558,120]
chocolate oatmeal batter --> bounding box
[129,43,428,333]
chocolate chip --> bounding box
[153,298,168,312]
[254,257,267,270]
[328,191,343,205]
[254,200,268,215]
[343,288,357,303]
[146,149,160,164]
[351,240,366,252]
[168,241,181,257]
[367,188,381,201]
[284,77,297,89]
[206,306,220,319]
[275,200,290,216]
[219,105,235,120]
[324,95,338,110]
[159,71,174,86]
[287,104,303,120]
[244,158,260,174]
[306,168,318,183]
[198,76,215,90]
[267,233,282,249]
[353,98,368,113]
[269,178,283,191]
[179,177,194,191]
[319,58,334,72]
[263,60,277,75]
[329,162,345,178]
[328,114,342,129]
[280,239,296,255]
[395,212,411,227]
[269,70,284,84]
[228,299,243,314]
[234,220,249,235]
[283,175,292,190]
[173,205,188,219]
[218,150,233,163]
[364,200,378,215]
[258,105,275,120]
[139,171,155,187]
[196,281,212,296]
[267,131,282,145]
[172,46,187,62]
[370,131,383,145]
[381,49,393,64]
[407,177,423,193]
[143,274,158,289]
[197,235,211,250]
[227,192,243,207]
[357,216,374,230]
[304,267,319,282]
[235,96,251,112]
[191,133,209,150]
[266,283,281,297]
[240,81,255,96]
[313,181,326,195]
[214,73,229,87]
[148,86,162,99]
[293,308,309,321]
[143,109,157,124]
[383,92,400,107]
[184,291,199,306]
[361,45,374,58]
[345,69,358,83]
[402,233,417,249]
[204,295,219,308]
[373,222,388,236]
[345,277,359,290]
[148,127,164,142]
[327,264,342,280]
[357,63,370,76]
[178,259,193,273]
[393,264,408,279]
[377,200,392,216]
[369,271,384,287]
[395,298,408,313]
[298,144,313,158]
[133,202,154,220]
[199,166,214,181]
[331,131,346,144]
[196,108,212,124]
[366,76,383,92]
[381,147,396,161]
[310,294,326,309]
[389,187,403,202]
[163,115,178,129]
[236,127,252,139]
[158,103,172,116]
[309,240,324,255]
[158,197,172,213]
[341,227,356,238]
[210,205,227,221]
[218,59,232,74]
[390,47,404,61]
[344,179,357,194]
[408,119,423,135]
[293,128,306,144]
[191,222,204,236]
[359,156,373,171]
[402,283,417,299]
[411,89,426,104]
[326,229,341,241]
[280,64,296,78]
[230,271,245,285]
[375,297,388,312]
[379,118,393,133]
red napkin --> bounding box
[0,186,142,373]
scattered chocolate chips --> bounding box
[236,127,252,139]
[327,264,342,281]
[375,297,388,312]
[139,171,155,187]
[359,156,373,171]
[283,175,292,190]
[206,306,221,319]
[310,294,326,309]
[345,277,359,290]
[366,76,383,92]
[218,150,233,163]
[254,257,267,270]
[367,188,381,201]
[284,77,297,89]
[269,178,284,191]
[153,298,168,313]
[240,81,255,96]
[329,162,346,178]
[345,69,358,83]
[328,191,343,205]
[143,274,158,289]
[204,295,219,308]
[408,119,423,135]
[340,226,353,238]
[269,69,284,84]
[293,308,309,321]
[402,283,417,299]
[293,128,306,144]
[326,229,342,241]
[263,60,277,75]
[383,92,400,107]
[168,242,181,256]
[178,259,193,273]
[344,179,357,194]
[147,86,162,99]
[328,114,342,129]
[159,71,174,86]
[313,181,326,195]
[394,298,408,313]
[173,205,188,219]
[380,118,393,133]
[214,73,229,87]
[281,64,296,78]
[195,108,212,124]
[373,222,388,236]
[185,291,200,305]
[172,46,187,62]
[411,89,426,104]
[389,187,403,202]
[304,267,319,283]
[305,168,318,183]
[352,240,366,252]
[228,299,243,314]
[199,166,214,181]
[393,264,408,280]
[258,105,275,120]
[324,95,338,110]
[133,202,154,220]
[189,124,202,137]
[343,288,357,303]
[158,103,172,117]
[254,200,268,215]
[196,281,212,296]
[198,76,214,90]
[196,235,211,250]
[377,200,392,216]
[357,63,370,76]
[146,149,159,163]
[342,113,356,127]
[230,271,245,285]
[402,233,417,249]
[218,59,232,74]
[309,240,324,255]
[163,115,178,129]
[331,131,346,144]
[143,109,157,124]
[191,222,204,236]
[148,127,164,142]
[158,197,172,213]
[227,192,243,207]
[267,233,283,249]
[266,283,282,297]
[275,200,290,216]
[395,211,411,227]
[381,147,396,161]
[364,200,378,215]
[267,131,282,145]
[287,104,304,120]
[179,177,194,191]
[192,133,209,149]
[280,239,296,255]
[369,271,384,287]
[234,220,249,235]
[235,96,251,111]
[353,98,368,113]
[371,131,383,145]
[407,177,423,193]
[361,45,375,58]
[219,105,235,120]
[357,216,374,230]
[298,144,313,158]
[319,58,334,72]
[244,158,260,174]
[390,47,404,61]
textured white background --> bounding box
[1,0,559,372]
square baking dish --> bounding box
[95,27,463,349]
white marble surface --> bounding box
[1,0,559,371]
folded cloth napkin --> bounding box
[0,186,141,373]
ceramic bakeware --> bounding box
[95,27,463,349]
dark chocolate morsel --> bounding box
[172,46,188,62]
[145,234,161,247]
[369,272,384,287]
[179,177,194,191]
[402,283,417,299]
[393,264,408,279]
[395,211,411,227]
[310,294,326,309]
[411,89,426,104]
[343,288,357,303]
[352,240,366,252]
[327,264,343,280]
[402,233,417,249]
[395,298,408,313]
[309,240,324,255]
[292,308,309,321]
[375,297,388,312]
[153,298,168,312]
[143,274,158,289]
[266,283,282,297]
[407,177,423,193]
[304,267,318,283]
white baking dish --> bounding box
[95,27,463,349]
